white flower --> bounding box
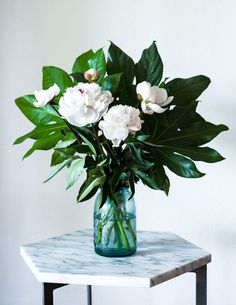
[58,83,113,127]
[136,81,173,115]
[34,84,60,108]
[99,105,142,147]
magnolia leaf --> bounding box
[167,75,211,105]
[158,145,224,163]
[14,122,66,144]
[66,158,85,189]
[101,73,122,95]
[23,133,63,159]
[42,66,73,93]
[72,49,94,73]
[15,95,60,126]
[107,42,135,86]
[135,41,163,85]
[77,171,106,202]
[133,168,160,190]
[157,149,205,178]
[158,121,229,147]
[88,48,106,81]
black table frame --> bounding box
[42,265,207,305]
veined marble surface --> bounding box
[21,229,211,288]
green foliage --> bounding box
[72,49,94,73]
[167,75,211,105]
[14,41,229,202]
[15,95,60,126]
[43,66,74,93]
[136,41,163,85]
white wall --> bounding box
[1,0,236,304]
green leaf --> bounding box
[88,48,106,81]
[70,72,86,83]
[101,73,122,95]
[107,42,135,86]
[23,133,63,159]
[42,66,73,93]
[44,159,69,183]
[133,168,160,190]
[66,158,85,189]
[73,144,92,154]
[72,49,94,73]
[152,163,170,195]
[159,120,229,146]
[14,122,66,144]
[110,166,124,192]
[128,172,135,200]
[127,143,154,170]
[167,75,211,105]
[157,149,205,178]
[158,145,224,163]
[15,95,60,126]
[135,41,163,85]
[72,126,98,156]
[152,101,198,142]
[77,169,106,202]
[55,139,77,149]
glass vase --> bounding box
[94,186,136,257]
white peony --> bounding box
[136,81,173,115]
[34,84,60,108]
[58,83,113,127]
[99,105,142,147]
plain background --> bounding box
[1,0,236,304]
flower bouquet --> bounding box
[15,42,228,256]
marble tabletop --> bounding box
[20,229,211,288]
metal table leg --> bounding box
[194,265,207,305]
[42,283,67,305]
[87,285,92,305]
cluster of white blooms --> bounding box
[58,83,113,127]
[34,84,60,107]
[33,78,173,147]
[136,81,173,115]
[99,105,143,147]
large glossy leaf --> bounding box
[42,66,73,93]
[159,145,224,163]
[50,148,76,166]
[167,75,211,105]
[107,42,135,86]
[73,126,98,156]
[72,49,94,73]
[133,168,160,190]
[101,73,122,95]
[15,95,60,126]
[14,121,66,144]
[157,149,205,178]
[151,163,170,195]
[151,101,198,142]
[135,42,163,85]
[23,133,63,159]
[88,48,106,81]
[66,158,85,189]
[77,169,106,202]
[158,120,228,146]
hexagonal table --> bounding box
[21,229,211,305]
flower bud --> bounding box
[84,68,100,82]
